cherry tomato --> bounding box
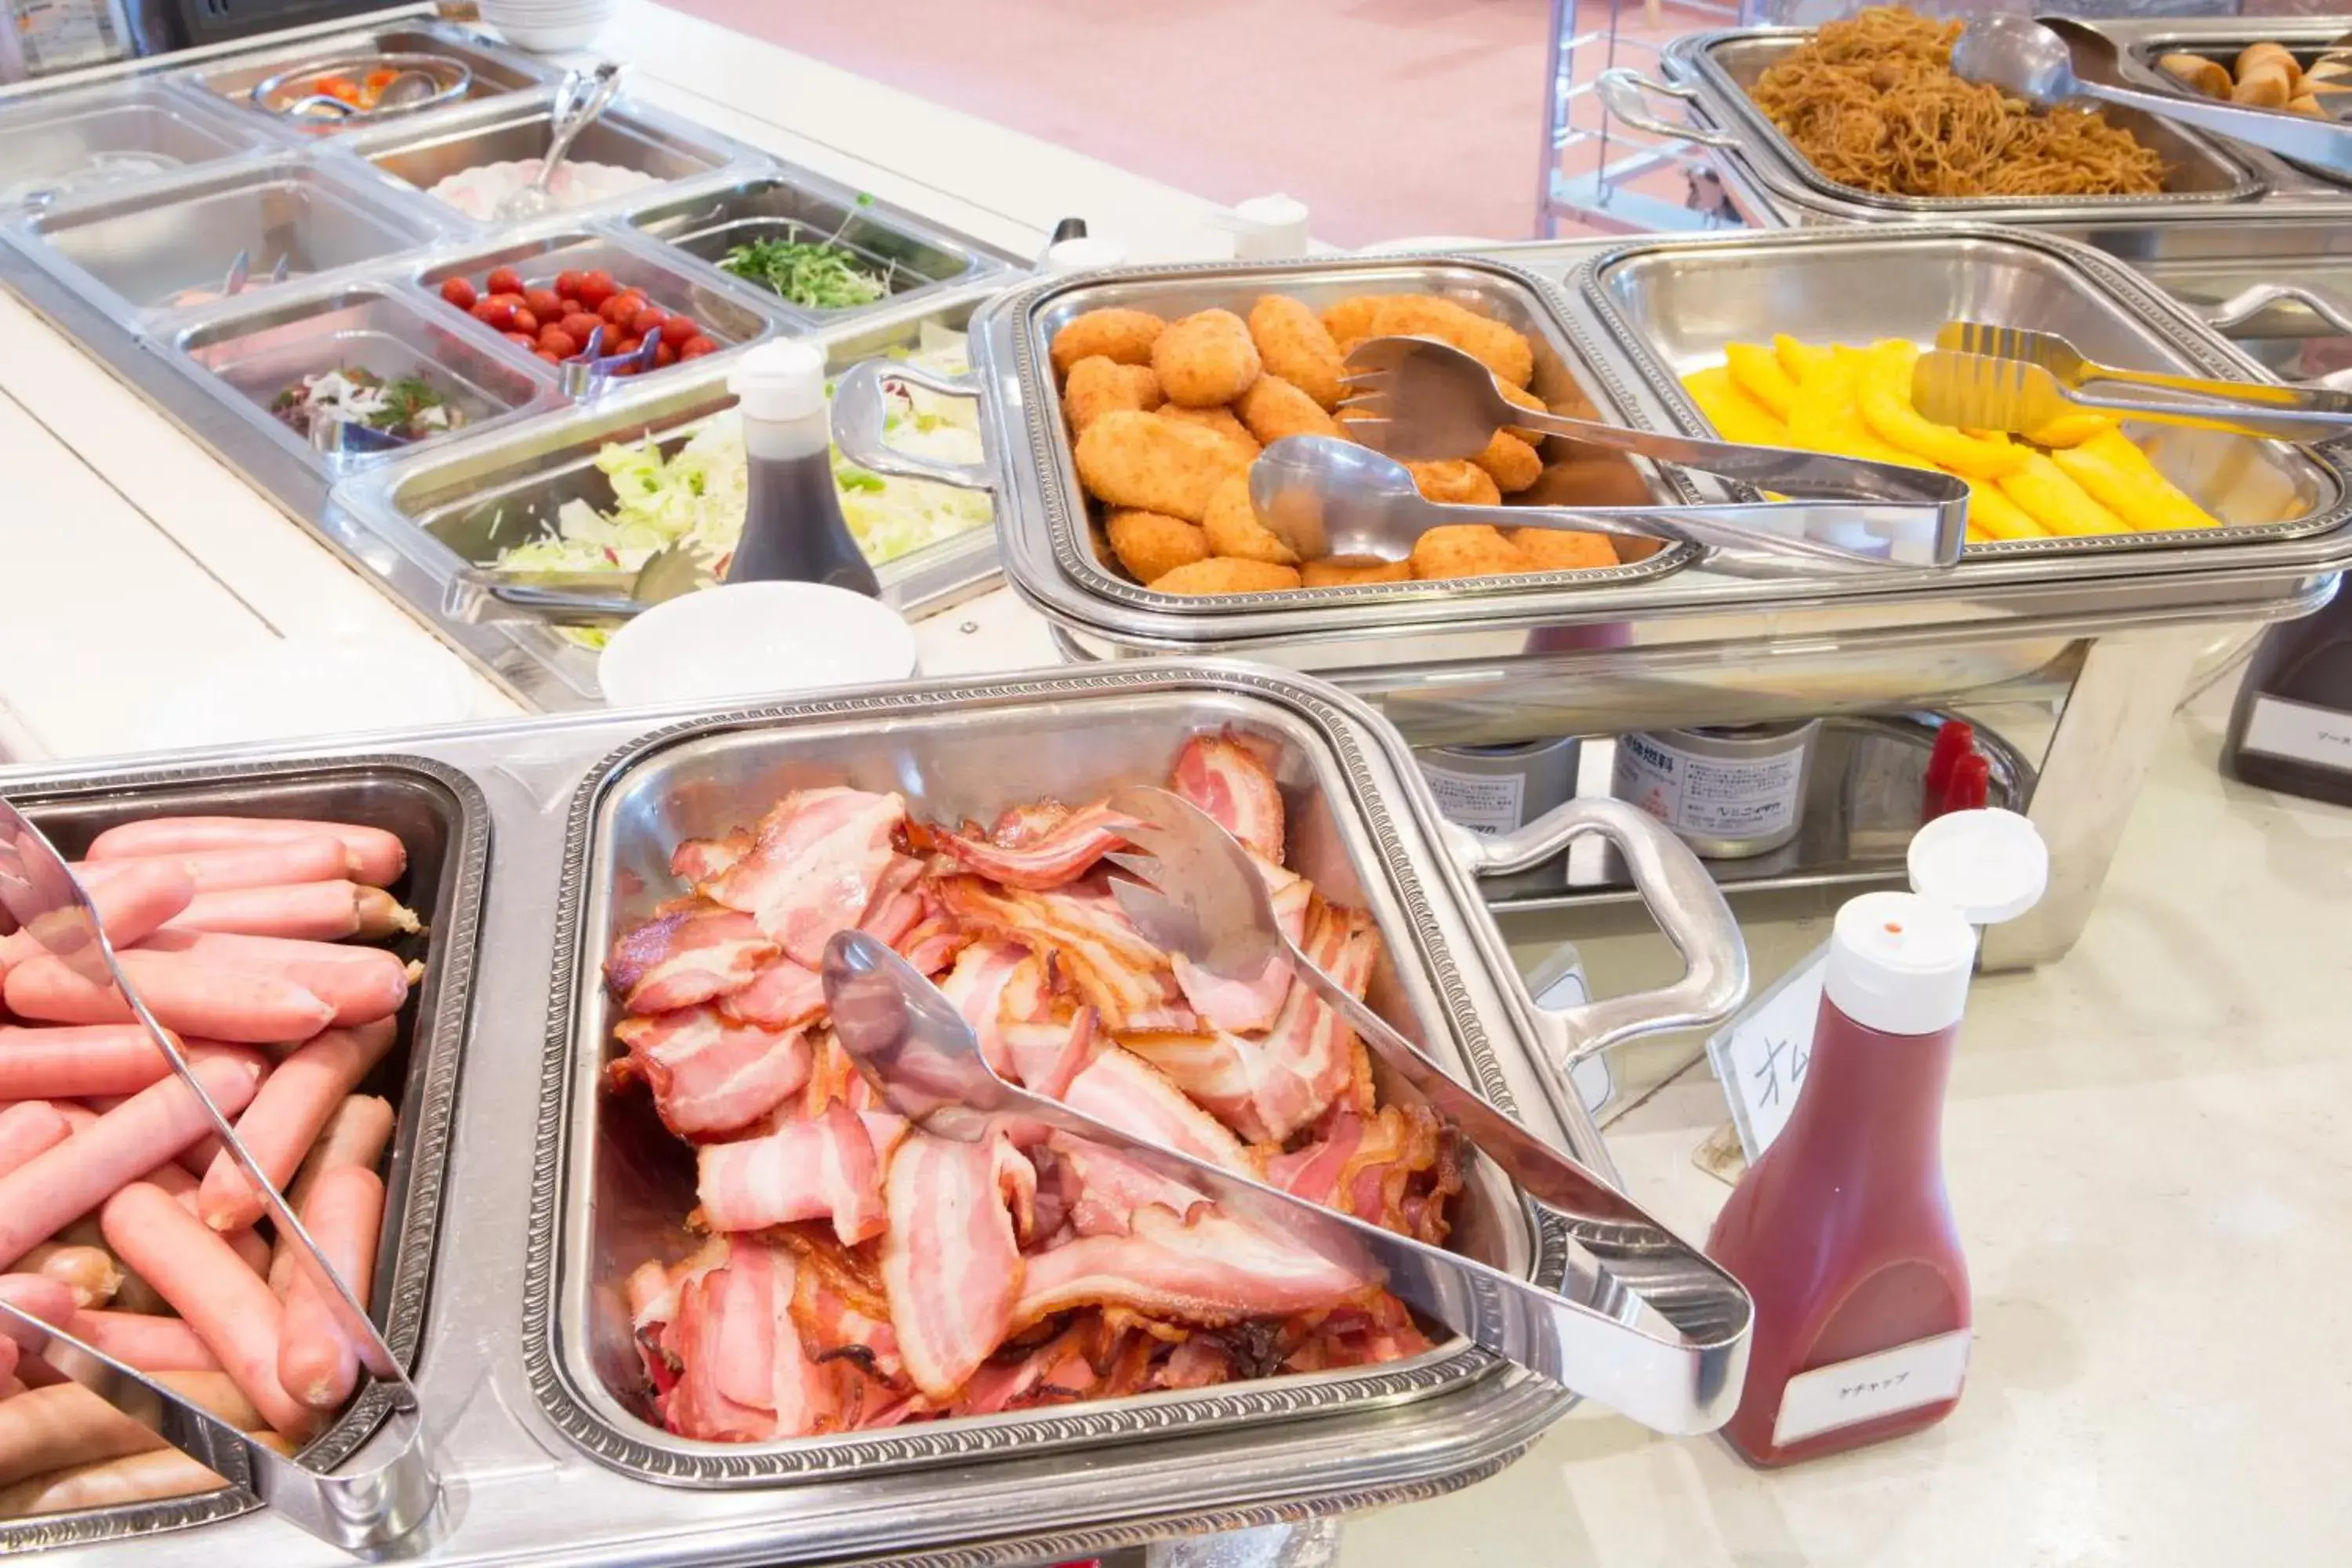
[523,288,564,321]
[659,315,700,347]
[538,328,579,358]
[489,292,526,311]
[607,359,641,378]
[439,277,477,310]
[554,270,586,299]
[510,308,539,336]
[560,312,603,343]
[503,331,535,349]
[629,306,669,338]
[576,270,617,308]
[535,349,562,363]
[599,293,643,326]
[679,336,719,359]
[614,336,641,356]
[476,299,517,330]
[485,266,525,297]
[653,341,679,368]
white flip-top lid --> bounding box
[1824,809,2050,1036]
[728,339,826,423]
[1042,234,1129,274]
[1212,194,1310,260]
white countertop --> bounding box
[2,7,2348,1565]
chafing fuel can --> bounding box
[1612,720,1823,858]
[1414,736,1583,892]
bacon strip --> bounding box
[696,1102,886,1246]
[604,900,776,1015]
[1167,854,1308,1036]
[1171,735,1286,865]
[706,788,906,967]
[1012,1207,1373,1332]
[612,1008,811,1141]
[666,1240,837,1441]
[717,956,826,1031]
[936,938,1029,1077]
[914,800,1131,891]
[936,877,1194,1033]
[672,830,753,887]
[880,1132,1025,1401]
[1053,1138,1210,1238]
[1061,1047,1254,1174]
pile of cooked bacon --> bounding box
[603,734,1461,1440]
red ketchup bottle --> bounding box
[1706,808,2047,1467]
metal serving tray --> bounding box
[0,661,1666,1566]
[540,677,1582,1484]
[185,20,560,130]
[2105,16,2352,191]
[412,226,784,362]
[0,80,277,210]
[1585,223,2347,566]
[332,289,1008,706]
[626,173,1005,328]
[0,753,488,1554]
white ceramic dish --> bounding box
[597,582,920,710]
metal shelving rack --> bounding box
[1536,0,1746,236]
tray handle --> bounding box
[2205,280,2352,339]
[1595,69,1744,151]
[1440,796,1748,1064]
[831,357,997,492]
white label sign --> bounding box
[1705,943,1828,1160]
[1417,759,1527,837]
[2241,695,2352,773]
[1772,1328,1973,1446]
[1614,731,1808,840]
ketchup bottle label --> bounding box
[1770,1327,1973,1447]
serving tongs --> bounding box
[1952,15,2352,178]
[1334,337,1969,570]
[444,544,709,625]
[498,62,626,223]
[0,804,437,1549]
[1915,321,2352,441]
[819,792,1756,1436]
[554,319,663,401]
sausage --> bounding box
[0,860,194,982]
[54,1103,96,1135]
[98,1184,314,1440]
[4,949,334,1044]
[13,1243,121,1308]
[0,1436,292,1517]
[0,1025,256,1102]
[85,817,406,887]
[0,1274,75,1346]
[136,931,408,1029]
[199,1022,397,1233]
[271,1096,394,1293]
[0,1054,263,1270]
[277,1166,386,1409]
[69,1308,218,1374]
[162,881,420,942]
[0,1370,260,1488]
[223,1227,270,1276]
[0,1102,72,1180]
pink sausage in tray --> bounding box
[85,817,407,889]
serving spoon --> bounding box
[497,62,625,223]
[819,929,1753,1436]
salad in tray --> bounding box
[491,322,989,645]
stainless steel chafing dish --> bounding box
[0,659,1747,1565]
[0,754,487,1555]
[180,20,559,130]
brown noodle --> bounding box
[1750,7,2166,198]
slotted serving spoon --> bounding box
[820,930,1754,1437]
[0,804,437,1549]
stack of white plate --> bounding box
[480,0,617,53]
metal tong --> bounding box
[0,804,437,1551]
[1918,321,2352,442]
[821,931,1754,1437]
[442,546,709,625]
[554,320,663,401]
[1336,337,1969,569]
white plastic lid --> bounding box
[1907,807,2050,925]
[1041,235,1129,274]
[728,339,826,423]
[1215,194,1310,260]
[1824,890,1979,1036]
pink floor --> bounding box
[667,0,1714,247]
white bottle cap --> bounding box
[728,339,826,423]
[1907,807,2050,925]
[1824,890,1979,1037]
[1215,194,1310,260]
[1042,235,1129,274]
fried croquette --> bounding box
[1105,508,1211,583]
[1519,452,1650,510]
[1200,473,1299,565]
[1152,309,1262,407]
[1149,557,1301,595]
[1247,296,1346,409]
[1409,524,1525,582]
[1074,410,1247,523]
[1472,430,1542,495]
[1327,296,1536,389]
[1063,356,1163,432]
[1508,528,1618,573]
[1496,379,1548,443]
[1156,403,1261,462]
[1321,297,1383,344]
[1301,557,1413,587]
[1406,459,1504,508]
[1235,374,1342,445]
[1051,308,1166,379]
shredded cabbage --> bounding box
[492,322,989,600]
